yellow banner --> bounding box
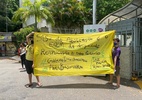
[34,30,115,76]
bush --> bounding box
[13,26,34,47]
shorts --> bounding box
[25,60,33,74]
[115,66,120,76]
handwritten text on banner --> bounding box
[34,30,115,76]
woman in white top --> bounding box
[19,43,26,69]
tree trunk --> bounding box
[34,17,38,31]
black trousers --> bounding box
[20,54,26,68]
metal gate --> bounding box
[132,18,142,77]
[107,18,142,77]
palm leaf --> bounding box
[12,0,55,30]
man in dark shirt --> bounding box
[108,38,121,88]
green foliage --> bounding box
[48,0,91,29]
[13,26,34,46]
[0,0,21,32]
[12,0,54,31]
[81,0,92,24]
[96,0,131,22]
[48,0,130,29]
[0,0,132,32]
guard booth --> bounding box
[106,18,142,79]
[0,32,16,56]
[99,0,142,79]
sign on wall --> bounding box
[84,24,106,34]
[0,32,12,42]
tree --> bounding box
[82,0,131,23]
[97,0,131,22]
[12,0,55,31]
[47,0,130,33]
[13,26,34,47]
[0,0,21,32]
[48,0,92,29]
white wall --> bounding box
[120,47,132,79]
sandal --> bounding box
[37,82,42,87]
[113,85,120,89]
[25,84,33,88]
[106,82,113,85]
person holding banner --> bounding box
[108,38,121,88]
[25,32,42,88]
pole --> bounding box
[93,0,97,24]
[6,0,8,33]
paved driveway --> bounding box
[0,58,142,100]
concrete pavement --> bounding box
[0,56,142,100]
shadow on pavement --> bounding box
[20,69,26,72]
[13,61,21,63]
[37,83,116,89]
[87,75,140,89]
[25,82,41,88]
